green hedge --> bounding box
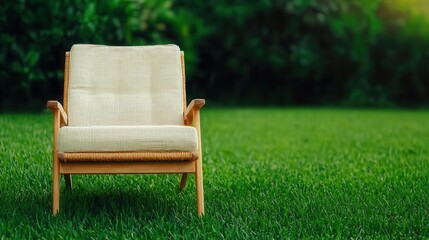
[0,0,177,111]
[177,0,429,106]
[1,0,428,111]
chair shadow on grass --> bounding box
[0,174,192,221]
[59,177,188,219]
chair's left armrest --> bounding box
[184,99,205,125]
[47,100,68,125]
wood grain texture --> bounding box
[184,99,206,125]
[193,108,205,216]
[63,52,70,113]
[52,115,60,215]
[47,100,68,126]
[60,161,196,174]
[181,51,187,113]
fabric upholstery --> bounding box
[67,44,184,126]
[58,126,198,153]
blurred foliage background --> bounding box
[1,0,428,111]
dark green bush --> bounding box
[0,0,176,111]
[177,0,429,107]
[1,0,428,111]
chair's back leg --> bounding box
[179,173,188,190]
[64,174,72,190]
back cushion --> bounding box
[67,44,184,126]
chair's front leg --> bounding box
[52,150,60,215]
[195,155,204,216]
[47,101,68,215]
[193,109,204,216]
[52,110,61,215]
[183,99,205,216]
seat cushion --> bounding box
[67,44,184,126]
[58,126,198,153]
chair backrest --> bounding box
[66,44,185,126]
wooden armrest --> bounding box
[184,99,205,124]
[47,100,68,125]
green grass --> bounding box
[1,109,429,238]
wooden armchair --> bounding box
[47,44,205,216]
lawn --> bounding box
[0,108,428,238]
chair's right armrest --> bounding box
[47,100,68,126]
[184,99,205,125]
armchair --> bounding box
[47,44,205,216]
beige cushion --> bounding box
[67,44,184,126]
[58,126,198,153]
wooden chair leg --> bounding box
[195,157,204,216]
[52,151,60,215]
[64,174,72,190]
[179,173,188,190]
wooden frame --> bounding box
[47,50,205,216]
